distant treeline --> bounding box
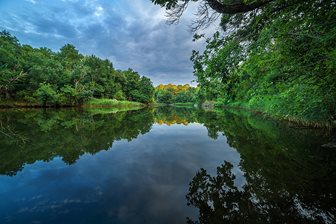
[155,84,198,105]
[0,31,154,106]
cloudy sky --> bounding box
[0,0,217,85]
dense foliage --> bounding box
[153,0,336,125]
[154,83,197,104]
[0,31,154,106]
[192,0,336,124]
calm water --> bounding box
[0,107,335,224]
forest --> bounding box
[0,1,335,223]
[0,31,154,107]
[154,83,197,105]
[152,0,336,126]
[1,0,336,126]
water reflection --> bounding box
[0,109,154,175]
[187,110,336,224]
[0,107,335,223]
[187,161,335,223]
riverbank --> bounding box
[0,98,145,110]
[83,98,144,108]
[205,100,335,129]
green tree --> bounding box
[34,83,59,106]
[121,69,141,100]
[156,89,174,104]
[152,0,336,124]
[58,44,82,68]
[0,31,154,107]
[154,84,197,104]
[131,76,154,103]
[0,31,25,99]
[83,55,115,98]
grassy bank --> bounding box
[0,98,145,110]
[84,107,144,115]
[213,100,335,129]
[83,98,144,109]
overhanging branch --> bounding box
[207,0,273,14]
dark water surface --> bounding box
[0,107,335,223]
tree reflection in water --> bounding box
[0,108,154,176]
[0,107,335,223]
[186,161,335,224]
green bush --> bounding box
[34,83,59,106]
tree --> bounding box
[154,84,197,104]
[120,69,141,100]
[83,55,115,98]
[34,83,59,106]
[0,31,25,99]
[151,0,288,31]
[0,31,155,106]
[138,76,155,103]
[155,89,174,104]
[151,0,336,123]
[58,44,82,65]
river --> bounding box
[0,107,335,223]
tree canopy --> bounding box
[0,31,154,106]
[152,0,336,124]
[155,83,197,104]
[152,0,296,31]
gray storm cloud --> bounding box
[0,0,214,85]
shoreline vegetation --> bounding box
[201,101,335,129]
[0,97,334,129]
[221,105,335,129]
[0,98,145,109]
[83,98,144,108]
[226,106,335,130]
[2,23,335,129]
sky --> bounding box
[0,0,217,86]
